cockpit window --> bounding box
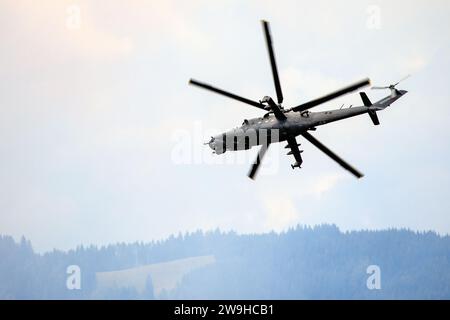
[242,119,249,126]
[301,111,310,118]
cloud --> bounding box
[263,195,299,231]
[0,1,135,78]
[308,173,346,199]
[400,54,429,74]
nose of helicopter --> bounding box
[205,136,215,150]
[205,135,227,154]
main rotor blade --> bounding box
[248,143,270,180]
[189,79,266,110]
[262,20,283,104]
[301,131,364,178]
[292,78,371,112]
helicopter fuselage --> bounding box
[208,105,368,154]
[208,88,407,155]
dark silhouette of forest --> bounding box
[1,224,449,299]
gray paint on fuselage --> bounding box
[208,90,407,154]
[209,106,368,153]
[373,89,407,110]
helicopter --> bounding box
[189,20,408,180]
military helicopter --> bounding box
[189,20,408,179]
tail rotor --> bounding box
[372,74,410,91]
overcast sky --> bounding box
[1,0,450,252]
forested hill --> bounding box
[1,225,450,299]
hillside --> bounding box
[1,225,449,299]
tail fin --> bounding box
[360,92,380,126]
[360,92,372,106]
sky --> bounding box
[1,0,450,252]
